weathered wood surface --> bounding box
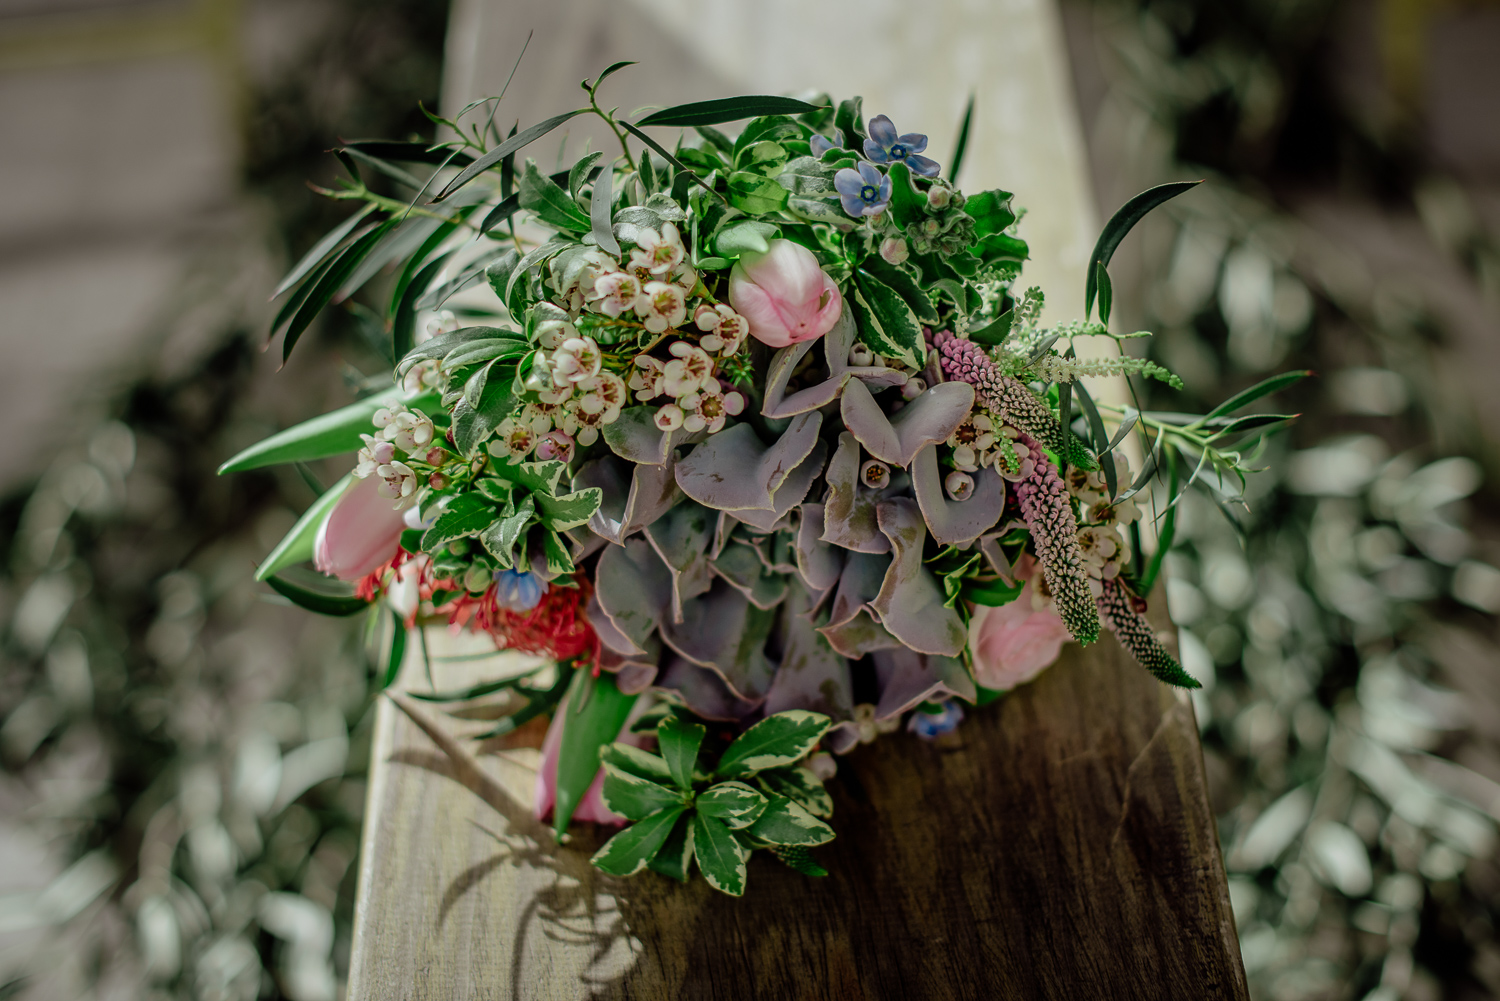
[347,625,1248,1000]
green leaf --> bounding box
[379,613,407,690]
[962,575,1026,607]
[497,459,568,496]
[254,474,352,582]
[968,308,1012,346]
[265,569,369,617]
[555,670,640,839]
[756,766,833,819]
[600,742,673,784]
[618,122,719,203]
[405,668,548,702]
[451,363,518,458]
[340,139,475,167]
[1085,180,1201,318]
[647,812,695,882]
[534,488,602,532]
[727,171,789,215]
[716,710,831,779]
[690,812,748,895]
[1073,381,1113,496]
[850,275,925,370]
[479,494,534,568]
[436,108,588,200]
[1138,448,1178,595]
[519,159,591,232]
[542,530,575,575]
[590,805,686,877]
[392,256,449,363]
[442,338,528,371]
[732,115,800,161]
[1201,370,1313,423]
[636,96,821,128]
[1096,261,1114,327]
[884,162,925,230]
[697,781,768,830]
[600,762,685,821]
[715,220,778,259]
[834,96,864,149]
[339,146,425,190]
[858,259,939,324]
[589,153,621,256]
[588,60,637,92]
[273,203,375,298]
[281,219,398,363]
[962,189,1018,240]
[397,325,520,379]
[948,93,975,183]
[417,248,517,311]
[218,389,440,474]
[746,795,835,846]
[420,494,494,550]
[568,151,604,201]
[657,715,706,791]
[734,140,788,177]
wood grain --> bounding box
[347,628,1248,1000]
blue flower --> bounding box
[834,161,892,219]
[863,114,941,178]
[809,134,844,158]
[494,568,544,612]
[908,699,965,739]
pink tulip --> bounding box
[313,474,407,581]
[728,239,843,348]
[967,556,1072,690]
[533,695,643,827]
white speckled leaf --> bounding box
[909,443,1007,546]
[674,413,822,512]
[746,795,835,846]
[716,710,833,779]
[870,498,967,656]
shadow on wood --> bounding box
[349,628,1248,1000]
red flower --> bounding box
[438,572,600,667]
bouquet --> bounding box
[223,66,1302,896]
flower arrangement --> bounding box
[223,66,1303,896]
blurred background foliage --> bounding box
[1,0,1498,998]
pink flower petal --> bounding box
[313,474,406,581]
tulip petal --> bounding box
[313,474,406,581]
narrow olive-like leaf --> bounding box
[380,615,408,690]
[618,122,721,202]
[1056,377,1073,473]
[745,795,835,847]
[340,140,476,167]
[436,108,588,200]
[647,812,694,882]
[589,60,637,92]
[690,813,748,895]
[264,570,369,617]
[1138,447,1179,594]
[600,763,685,821]
[254,474,351,581]
[1200,369,1313,423]
[656,715,705,792]
[600,742,673,784]
[554,669,639,839]
[481,192,521,235]
[948,93,975,183]
[405,669,548,703]
[1073,381,1113,497]
[1106,413,1139,453]
[1085,180,1201,318]
[1206,413,1300,439]
[967,308,1012,346]
[697,781,768,830]
[339,146,425,190]
[1116,434,1165,503]
[636,95,822,128]
[417,247,517,310]
[716,710,832,779]
[1096,261,1113,326]
[219,389,440,474]
[282,220,398,363]
[519,159,591,231]
[590,154,621,256]
[590,806,686,877]
[393,255,449,364]
[272,204,376,298]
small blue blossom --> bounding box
[908,700,965,739]
[809,134,844,158]
[834,161,892,219]
[863,114,941,178]
[494,569,544,612]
